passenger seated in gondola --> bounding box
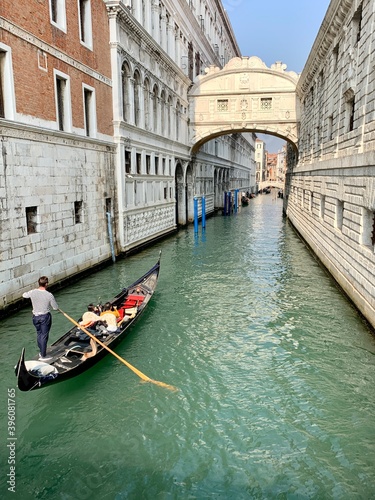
[100,302,120,319]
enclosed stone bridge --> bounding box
[188,56,300,153]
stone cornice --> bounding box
[0,119,115,150]
[0,17,112,86]
[105,1,191,90]
[296,0,352,96]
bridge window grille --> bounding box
[217,99,228,112]
[261,98,272,110]
[26,207,38,235]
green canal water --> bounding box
[1,195,375,499]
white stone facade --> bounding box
[286,0,375,328]
[105,0,256,252]
[0,122,116,309]
[1,0,255,312]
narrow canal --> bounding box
[1,194,375,499]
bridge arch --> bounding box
[188,56,300,153]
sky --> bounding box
[224,0,331,151]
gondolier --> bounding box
[22,276,58,362]
[15,253,171,392]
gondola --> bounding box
[15,253,161,392]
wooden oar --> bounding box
[58,309,178,392]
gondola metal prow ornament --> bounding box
[58,308,178,392]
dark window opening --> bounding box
[136,153,141,174]
[146,155,151,174]
[371,212,375,246]
[56,77,65,131]
[0,52,5,118]
[106,198,111,215]
[84,88,92,136]
[74,201,83,224]
[51,0,58,23]
[26,206,38,234]
[155,157,159,175]
[348,98,355,132]
[125,150,131,174]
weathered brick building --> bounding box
[0,0,115,310]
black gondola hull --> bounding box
[15,255,161,392]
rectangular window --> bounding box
[26,207,38,234]
[54,71,72,132]
[74,201,83,224]
[347,97,355,132]
[49,0,67,31]
[105,198,111,215]
[146,155,151,174]
[361,209,375,247]
[83,85,96,137]
[261,98,272,110]
[320,195,325,219]
[217,99,228,112]
[155,156,159,175]
[0,44,16,120]
[333,43,339,71]
[164,187,167,199]
[336,200,344,230]
[162,158,166,175]
[353,4,363,44]
[327,115,333,141]
[136,153,142,174]
[125,150,131,174]
[78,0,93,48]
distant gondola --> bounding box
[15,253,161,392]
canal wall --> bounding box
[285,0,375,329]
[0,122,116,313]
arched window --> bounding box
[160,89,166,135]
[133,70,141,127]
[152,84,158,133]
[176,100,180,141]
[167,95,172,137]
[144,77,150,130]
[121,61,131,122]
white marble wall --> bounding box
[287,0,375,328]
[0,123,116,309]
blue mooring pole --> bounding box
[234,189,239,213]
[202,196,206,228]
[194,197,199,232]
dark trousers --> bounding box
[33,313,52,357]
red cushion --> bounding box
[127,294,145,304]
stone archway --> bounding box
[188,56,300,153]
